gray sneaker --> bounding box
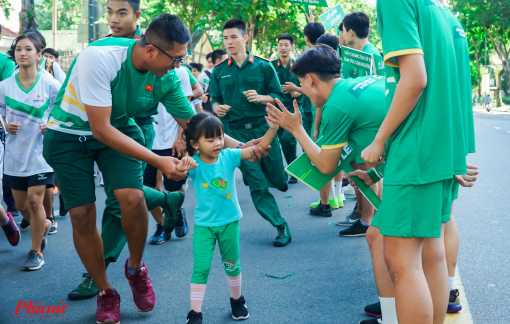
[22,250,45,271]
[335,205,361,226]
[48,217,58,235]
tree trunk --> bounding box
[246,16,256,52]
[495,70,502,107]
[19,0,39,34]
[484,26,510,96]
[473,37,483,97]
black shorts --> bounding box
[143,149,186,192]
[4,173,55,191]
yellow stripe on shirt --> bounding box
[66,82,86,112]
[384,49,424,67]
[321,142,348,150]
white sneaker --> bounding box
[340,187,346,201]
[97,171,104,187]
[343,183,355,195]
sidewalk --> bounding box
[473,104,510,114]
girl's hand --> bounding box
[39,124,47,135]
[265,116,279,131]
[176,156,198,172]
[345,170,373,188]
[361,140,386,169]
[266,98,302,134]
[6,122,21,135]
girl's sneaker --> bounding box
[174,208,189,238]
[230,296,249,320]
[149,224,165,245]
[310,198,340,209]
[1,212,20,246]
[186,310,203,324]
[447,289,462,313]
[22,250,44,271]
[335,196,344,208]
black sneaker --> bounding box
[278,183,289,192]
[20,218,30,229]
[59,194,68,216]
[360,319,382,324]
[174,208,189,238]
[230,296,249,320]
[310,203,332,217]
[288,176,298,184]
[186,310,203,324]
[7,204,20,217]
[48,217,58,235]
[365,301,381,317]
[149,224,165,245]
[339,219,368,237]
[22,250,45,271]
[335,204,362,226]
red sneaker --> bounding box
[1,212,20,246]
[124,259,156,312]
[96,288,121,324]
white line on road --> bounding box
[444,269,474,324]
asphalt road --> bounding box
[0,111,507,324]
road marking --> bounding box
[507,131,510,134]
[444,269,474,324]
[495,127,501,129]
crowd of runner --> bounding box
[0,0,479,323]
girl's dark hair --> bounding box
[8,34,45,61]
[182,112,224,156]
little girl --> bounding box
[176,112,278,324]
[0,33,60,270]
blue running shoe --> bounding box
[447,289,462,313]
[174,208,189,238]
[149,224,165,245]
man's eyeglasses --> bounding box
[147,43,188,67]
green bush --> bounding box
[502,96,510,105]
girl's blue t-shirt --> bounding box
[188,148,242,227]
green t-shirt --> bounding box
[0,53,15,82]
[270,58,303,112]
[444,7,475,155]
[209,51,284,124]
[47,38,194,135]
[377,0,467,185]
[341,43,381,79]
[302,94,312,113]
[321,76,387,160]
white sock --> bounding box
[449,277,455,291]
[334,182,341,197]
[380,297,398,324]
[329,181,335,199]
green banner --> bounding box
[341,47,373,77]
[286,137,381,209]
[319,5,345,31]
[288,0,328,7]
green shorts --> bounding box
[371,178,455,238]
[43,126,144,210]
[191,221,241,284]
[453,181,459,200]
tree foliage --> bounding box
[35,0,83,30]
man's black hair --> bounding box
[141,14,191,50]
[189,62,203,72]
[211,49,227,65]
[342,11,370,39]
[291,45,341,82]
[303,22,325,45]
[223,19,247,36]
[338,22,343,32]
[42,48,59,59]
[316,34,339,51]
[277,33,294,45]
[206,52,213,60]
[108,0,140,12]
